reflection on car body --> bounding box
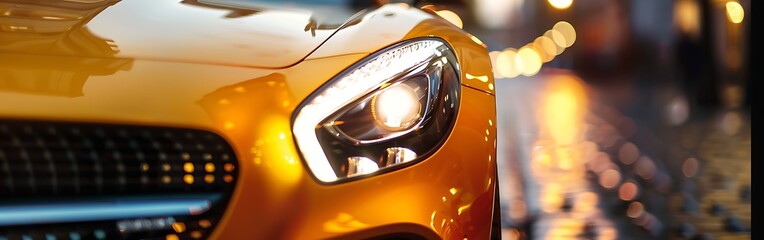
[0,0,498,239]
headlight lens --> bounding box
[292,38,460,183]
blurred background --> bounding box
[414,0,751,239]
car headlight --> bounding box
[292,38,460,183]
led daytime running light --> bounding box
[293,40,445,182]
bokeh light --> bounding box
[516,47,542,76]
[548,0,573,10]
[497,48,520,78]
[635,156,656,180]
[509,199,527,220]
[502,228,521,240]
[574,192,598,213]
[472,0,522,29]
[599,169,621,189]
[618,142,639,165]
[674,0,701,37]
[552,21,576,48]
[533,37,556,62]
[545,30,566,54]
[726,1,745,24]
[541,75,587,145]
[627,202,645,218]
[666,95,690,126]
[588,152,612,173]
[599,227,619,239]
[722,85,744,108]
[488,51,503,79]
[618,181,639,201]
[682,157,699,178]
[541,183,564,213]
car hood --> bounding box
[0,0,496,127]
[0,0,363,68]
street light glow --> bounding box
[726,1,744,24]
[548,0,573,9]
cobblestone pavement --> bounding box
[494,71,750,240]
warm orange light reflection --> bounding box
[516,47,542,76]
[599,169,620,189]
[540,74,587,146]
[721,111,742,135]
[627,202,645,218]
[509,200,527,220]
[556,149,573,170]
[726,1,745,24]
[535,36,558,62]
[183,162,194,173]
[469,34,486,47]
[578,141,598,163]
[618,181,639,201]
[204,174,215,183]
[162,175,171,184]
[547,219,585,239]
[552,21,576,48]
[224,163,235,172]
[435,10,463,28]
[497,48,520,78]
[541,183,564,213]
[466,73,489,83]
[548,0,573,9]
[599,227,619,239]
[588,152,612,173]
[172,222,186,233]
[504,228,520,240]
[223,121,235,130]
[198,219,212,228]
[674,0,701,38]
[534,150,553,168]
[574,192,598,213]
[323,213,368,233]
[530,41,550,65]
[722,85,744,108]
[190,231,202,239]
[183,174,194,184]
[489,51,503,79]
[545,30,566,54]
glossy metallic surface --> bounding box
[0,0,496,239]
[0,0,354,68]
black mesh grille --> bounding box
[0,120,239,239]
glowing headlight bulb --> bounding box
[347,156,379,177]
[372,83,421,130]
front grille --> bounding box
[0,120,239,239]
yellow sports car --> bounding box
[0,0,497,239]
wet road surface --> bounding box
[494,70,750,240]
